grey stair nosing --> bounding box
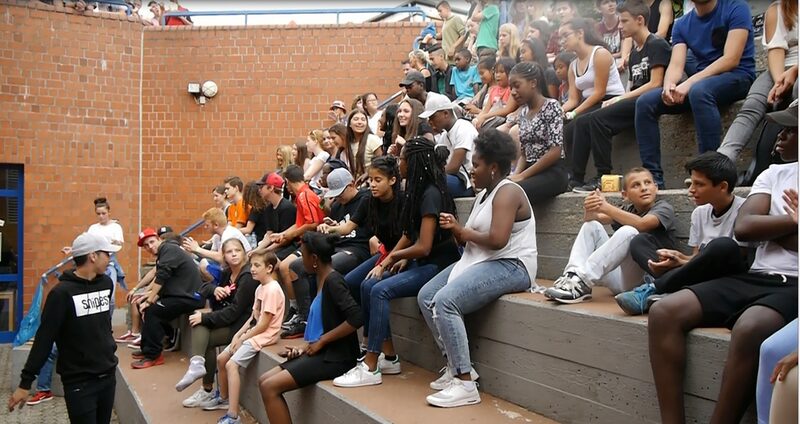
[114,366,152,424]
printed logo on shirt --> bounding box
[337,214,356,238]
[631,57,650,84]
[72,289,111,317]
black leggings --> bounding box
[650,237,749,294]
[516,161,568,206]
[64,374,115,424]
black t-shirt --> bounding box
[611,198,677,249]
[329,189,372,257]
[248,207,270,243]
[408,185,461,269]
[261,198,296,238]
[351,190,405,251]
[647,0,673,43]
[628,34,671,91]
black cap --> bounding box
[399,70,426,87]
[157,226,174,236]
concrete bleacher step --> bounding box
[389,282,756,424]
[112,326,554,424]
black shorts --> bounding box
[280,353,355,388]
[275,242,301,261]
[688,272,798,329]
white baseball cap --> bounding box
[71,232,117,256]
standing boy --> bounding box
[544,167,677,303]
[571,0,671,192]
[9,233,117,423]
[472,0,500,61]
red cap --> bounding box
[137,228,159,247]
[257,172,284,188]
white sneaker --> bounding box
[378,354,401,375]
[426,379,481,408]
[332,362,382,387]
[430,366,480,390]
[127,335,142,349]
[182,388,215,408]
[175,355,206,392]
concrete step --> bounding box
[389,282,756,424]
[454,187,750,281]
[112,326,555,424]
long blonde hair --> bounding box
[498,23,520,59]
[276,145,294,174]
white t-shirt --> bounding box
[88,222,123,252]
[435,119,477,189]
[748,163,798,277]
[309,151,330,189]
[210,225,253,252]
[688,195,746,248]
[368,110,383,134]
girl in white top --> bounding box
[345,110,383,185]
[718,0,798,160]
[63,197,125,286]
[417,129,537,408]
[303,129,330,190]
[362,92,384,136]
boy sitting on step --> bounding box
[204,252,285,424]
[615,151,749,315]
[544,167,676,303]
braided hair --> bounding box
[366,155,403,247]
[399,137,455,235]
[510,61,548,97]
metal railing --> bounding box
[378,90,405,111]
[161,6,428,26]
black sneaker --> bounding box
[281,321,306,339]
[164,328,181,352]
[282,306,298,326]
[567,180,584,191]
[543,274,592,304]
[282,312,301,330]
[572,176,602,193]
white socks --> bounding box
[175,355,206,392]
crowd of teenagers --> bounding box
[7,1,800,424]
[32,0,193,26]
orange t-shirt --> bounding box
[294,184,325,228]
[227,198,249,227]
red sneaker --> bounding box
[115,331,139,343]
[131,355,165,369]
[26,391,54,406]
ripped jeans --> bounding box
[417,259,530,375]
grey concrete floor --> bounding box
[0,344,120,424]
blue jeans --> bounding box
[756,319,798,424]
[446,174,474,199]
[360,260,440,353]
[417,259,530,375]
[36,344,58,392]
[634,71,753,186]
[343,253,380,305]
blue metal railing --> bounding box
[161,6,428,26]
[12,218,205,346]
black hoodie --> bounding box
[198,264,259,332]
[19,269,118,390]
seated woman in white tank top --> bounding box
[558,18,625,187]
[417,129,538,408]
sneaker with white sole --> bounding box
[426,378,481,408]
[333,362,382,387]
[430,366,480,390]
[176,355,206,392]
[378,354,401,375]
[543,273,592,304]
[115,330,139,343]
[182,388,215,408]
[127,335,141,349]
[202,395,229,411]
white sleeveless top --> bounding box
[447,179,538,289]
[571,46,625,99]
[764,1,799,68]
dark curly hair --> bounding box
[474,129,518,176]
[301,232,340,264]
[400,137,455,235]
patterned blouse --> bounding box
[518,98,564,164]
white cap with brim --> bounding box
[419,95,458,119]
[71,232,117,257]
[766,99,799,127]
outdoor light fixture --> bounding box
[188,80,218,106]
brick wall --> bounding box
[0,1,422,311]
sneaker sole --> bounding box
[427,395,481,408]
[26,397,53,406]
[132,357,165,369]
[201,404,229,411]
[552,294,592,304]
[332,379,382,388]
[614,298,646,316]
[380,368,402,375]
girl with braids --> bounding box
[508,61,568,205]
[345,110,383,183]
[389,98,434,156]
[558,18,624,188]
[317,156,405,305]
[518,37,559,99]
[418,129,538,408]
[332,138,460,388]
